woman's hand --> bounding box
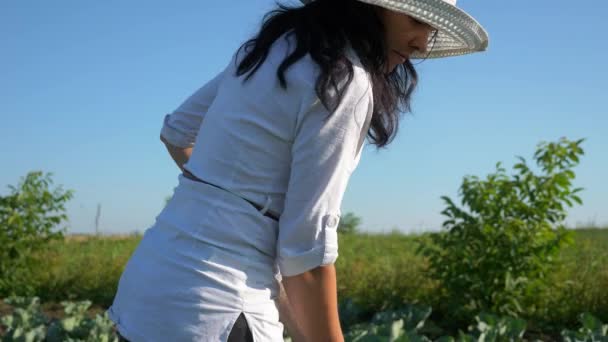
[161,135,193,171]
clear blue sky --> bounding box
[2,0,606,234]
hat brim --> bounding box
[301,0,489,59]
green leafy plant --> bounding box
[0,171,74,297]
[344,304,433,341]
[338,298,368,331]
[561,312,608,342]
[46,300,117,342]
[467,312,527,341]
[0,297,47,342]
[434,312,526,342]
[341,305,528,342]
[3,296,605,342]
[417,138,585,321]
[1,296,119,342]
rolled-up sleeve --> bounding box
[160,67,227,148]
[276,72,372,277]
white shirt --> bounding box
[107,33,373,341]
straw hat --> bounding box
[300,0,489,59]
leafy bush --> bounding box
[0,171,74,297]
[339,212,362,235]
[417,138,585,322]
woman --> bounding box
[107,0,488,341]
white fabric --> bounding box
[107,33,373,341]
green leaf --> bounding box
[61,317,79,332]
[390,319,405,341]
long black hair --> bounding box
[235,0,419,149]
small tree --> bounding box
[417,137,585,322]
[338,212,362,235]
[0,171,74,296]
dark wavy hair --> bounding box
[235,0,420,149]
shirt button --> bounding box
[326,215,338,228]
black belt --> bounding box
[182,169,279,221]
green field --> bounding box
[1,226,607,339]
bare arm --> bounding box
[275,279,307,341]
[160,135,192,171]
[281,264,343,342]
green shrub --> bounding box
[0,171,73,297]
[339,212,362,235]
[417,138,585,323]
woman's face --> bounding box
[376,8,436,72]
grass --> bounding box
[30,233,142,306]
